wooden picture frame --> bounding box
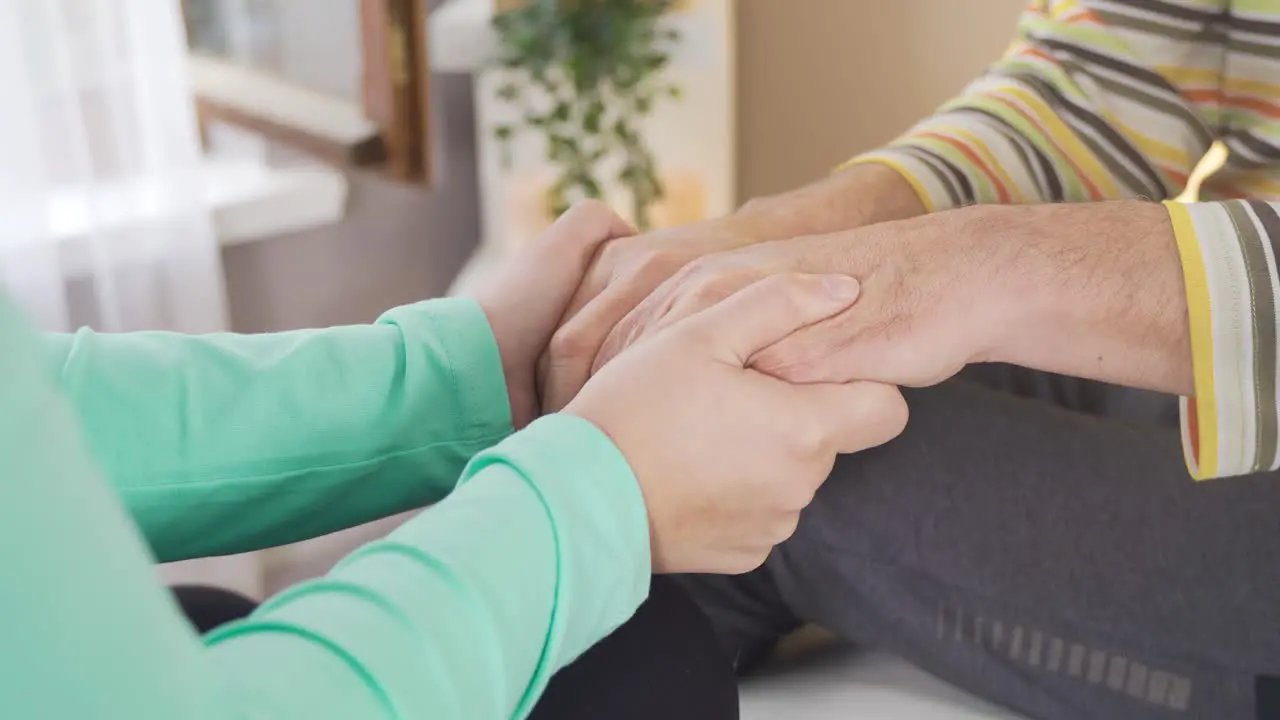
[184,0,432,183]
[362,0,432,182]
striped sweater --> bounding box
[852,0,1280,480]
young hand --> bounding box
[565,274,908,575]
[471,201,634,429]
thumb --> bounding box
[679,273,860,363]
[539,199,636,261]
[787,381,909,456]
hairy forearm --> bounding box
[973,201,1194,396]
[728,167,1193,396]
[730,162,927,241]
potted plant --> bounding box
[491,0,682,230]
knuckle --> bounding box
[773,513,802,545]
[638,244,683,271]
[868,384,911,430]
[660,248,701,279]
[791,419,830,458]
[743,270,790,295]
[563,199,619,235]
[621,248,679,286]
[596,318,641,370]
[550,199,614,244]
[683,254,716,273]
[618,295,663,341]
[688,274,733,305]
[595,235,627,266]
[784,480,819,514]
[597,234,646,269]
[569,198,611,218]
[755,343,813,382]
[767,275,816,316]
[855,384,910,443]
[669,318,716,350]
[548,325,591,361]
[783,359,823,384]
[729,551,769,576]
[884,391,911,436]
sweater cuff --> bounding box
[377,297,513,441]
[841,110,1046,212]
[839,152,954,214]
[1166,200,1280,480]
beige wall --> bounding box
[735,0,1025,201]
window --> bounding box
[182,0,432,183]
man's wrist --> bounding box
[834,161,930,225]
[977,201,1193,395]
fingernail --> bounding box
[819,274,860,301]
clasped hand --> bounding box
[475,201,906,576]
[545,210,1025,405]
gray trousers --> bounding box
[678,366,1280,720]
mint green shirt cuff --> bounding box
[45,296,514,560]
[379,297,513,442]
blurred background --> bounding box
[0,0,1026,601]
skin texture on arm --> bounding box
[965,202,1192,396]
[597,200,1193,397]
[757,200,1195,397]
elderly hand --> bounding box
[537,163,928,411]
[594,208,1032,389]
[537,215,765,412]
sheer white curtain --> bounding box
[0,0,227,334]
[0,1,266,598]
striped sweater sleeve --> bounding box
[1166,2,1280,480]
[847,0,1226,208]
[1168,200,1280,480]
[1199,0,1280,203]
[848,1,1280,479]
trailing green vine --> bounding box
[491,0,681,230]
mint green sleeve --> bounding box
[42,297,513,561]
[0,295,653,719]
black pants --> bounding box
[172,576,738,719]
